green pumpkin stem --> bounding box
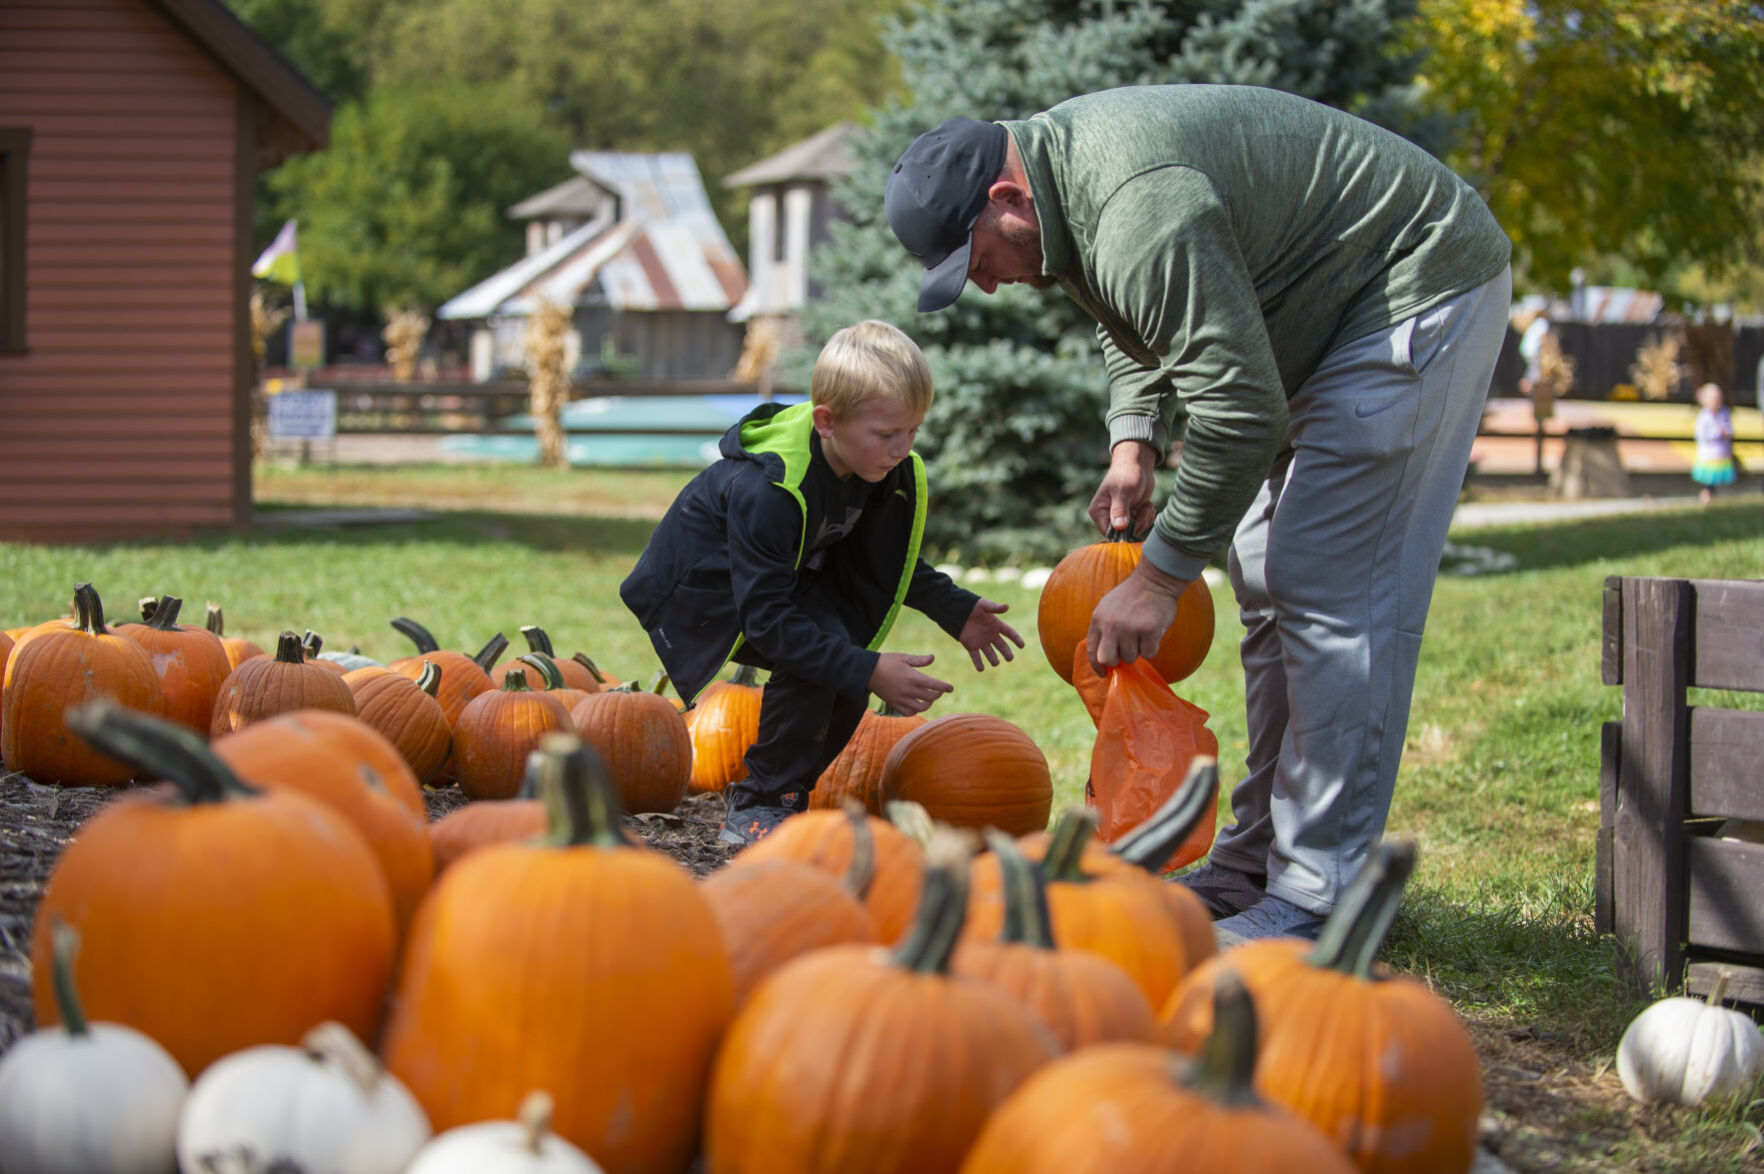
[137,596,160,623]
[64,700,259,804]
[1182,970,1263,1107]
[415,659,442,696]
[501,668,533,692]
[885,799,934,849]
[731,664,760,687]
[536,732,632,849]
[518,653,566,691]
[840,800,878,901]
[1111,757,1218,874]
[1306,841,1417,980]
[140,594,185,632]
[274,630,307,664]
[650,671,670,695]
[205,602,228,637]
[888,829,974,975]
[573,652,608,685]
[473,632,509,673]
[48,918,89,1037]
[390,615,440,654]
[302,629,324,659]
[985,828,1057,950]
[1040,806,1102,883]
[72,582,108,636]
[520,625,558,657]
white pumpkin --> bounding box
[1617,971,1764,1106]
[176,1021,430,1174]
[0,921,188,1174]
[406,1091,606,1174]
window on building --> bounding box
[0,128,30,354]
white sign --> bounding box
[267,389,337,440]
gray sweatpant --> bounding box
[1207,268,1513,913]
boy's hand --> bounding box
[869,653,953,716]
[959,599,1025,671]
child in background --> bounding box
[1692,382,1736,504]
[620,320,1024,846]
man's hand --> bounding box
[1086,560,1191,676]
[869,652,954,716]
[958,598,1026,671]
[1087,439,1158,536]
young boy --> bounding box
[620,320,1024,846]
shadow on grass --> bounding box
[211,506,660,558]
[1451,498,1764,577]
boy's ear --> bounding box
[811,403,837,437]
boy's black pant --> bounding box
[726,597,868,810]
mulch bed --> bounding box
[0,766,736,1051]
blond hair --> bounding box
[810,320,933,420]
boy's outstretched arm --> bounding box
[959,598,1025,671]
[869,652,954,715]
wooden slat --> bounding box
[1690,708,1764,821]
[1689,579,1764,692]
[1601,576,1623,687]
[1686,962,1764,1007]
[1613,577,1694,992]
[0,460,233,484]
[1686,837,1764,954]
[1596,719,1622,935]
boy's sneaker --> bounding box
[1211,894,1328,944]
[1174,861,1267,919]
[718,789,807,848]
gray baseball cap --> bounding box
[885,118,1009,312]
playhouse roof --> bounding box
[723,122,858,188]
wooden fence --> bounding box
[1597,576,1764,1002]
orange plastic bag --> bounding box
[1073,641,1219,871]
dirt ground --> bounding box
[0,767,1750,1173]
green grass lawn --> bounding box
[4,463,1762,1170]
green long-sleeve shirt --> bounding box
[1001,84,1512,579]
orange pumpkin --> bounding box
[687,664,763,794]
[879,713,1053,837]
[212,709,433,936]
[343,659,453,785]
[512,625,600,692]
[1161,842,1483,1174]
[729,804,925,946]
[451,668,574,800]
[0,628,12,751]
[810,702,926,814]
[513,652,598,714]
[115,594,233,736]
[209,631,356,737]
[385,616,504,732]
[1,583,165,787]
[31,702,395,1077]
[382,734,733,1174]
[203,603,265,669]
[427,788,546,876]
[958,974,1359,1174]
[570,682,691,815]
[703,829,1058,1174]
[1036,531,1215,686]
[701,802,877,1006]
[952,829,1157,1051]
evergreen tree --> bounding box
[804,0,1428,563]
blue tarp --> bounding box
[438,393,806,468]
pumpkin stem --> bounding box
[48,917,90,1037]
[536,732,632,849]
[415,659,443,696]
[573,652,608,685]
[877,699,907,717]
[473,632,510,674]
[72,582,109,635]
[302,629,324,659]
[1040,806,1102,883]
[302,1021,382,1095]
[273,630,307,664]
[886,799,935,849]
[64,700,259,804]
[518,653,566,691]
[1706,969,1732,1008]
[205,601,227,636]
[139,594,186,632]
[985,828,1057,950]
[840,800,878,901]
[137,595,160,622]
[1111,757,1218,874]
[501,668,534,692]
[888,827,975,974]
[731,663,760,687]
[520,625,558,657]
[517,1091,555,1155]
[1181,969,1263,1107]
[650,671,670,696]
[1306,841,1417,979]
[390,615,441,654]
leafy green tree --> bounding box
[1408,0,1764,294]
[266,81,574,313]
[805,0,1428,562]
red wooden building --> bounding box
[0,0,328,541]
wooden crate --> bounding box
[1597,576,1764,1002]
